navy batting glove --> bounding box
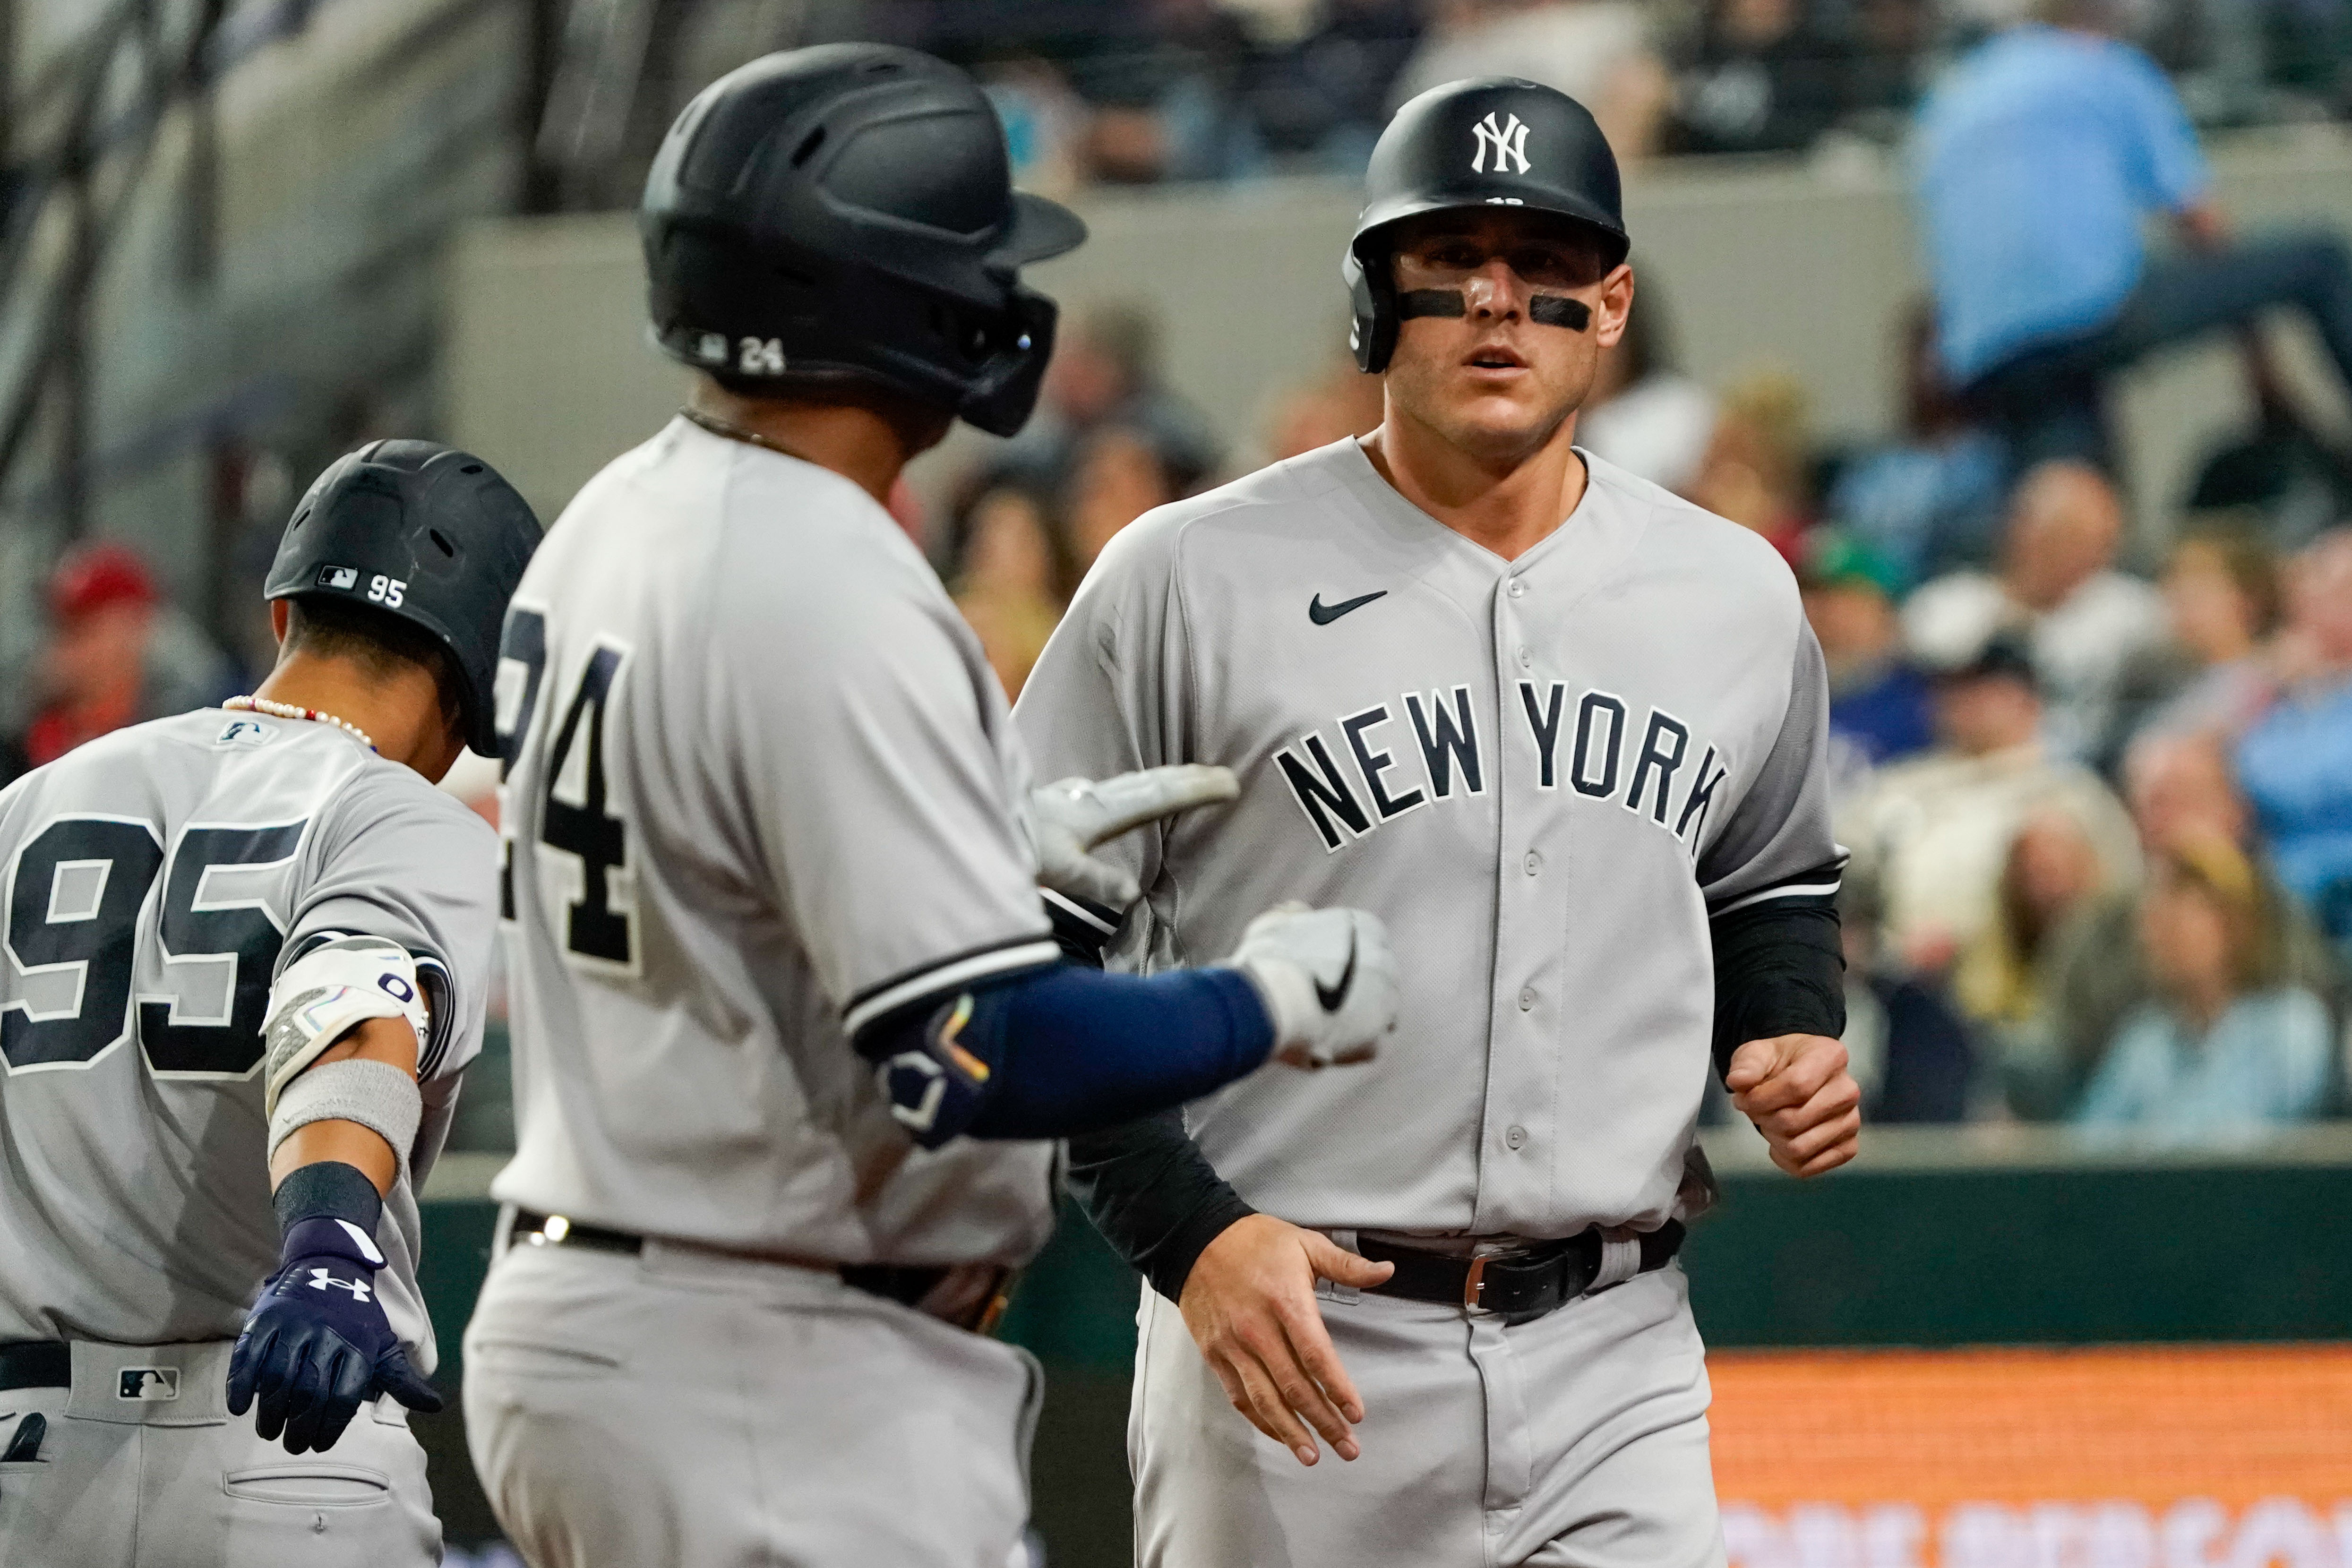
[228,1213,441,1454]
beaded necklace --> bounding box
[223,695,378,754]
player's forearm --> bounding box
[1708,901,1845,1081]
[972,966,1275,1137]
[1068,1109,1257,1302]
[267,1016,418,1195]
[855,964,1275,1147]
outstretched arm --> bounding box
[853,905,1399,1147]
[231,937,449,1454]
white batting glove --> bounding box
[1026,765,1240,908]
[1224,903,1399,1069]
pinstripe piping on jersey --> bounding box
[1041,887,1118,937]
[840,935,1062,1039]
[1707,854,1851,918]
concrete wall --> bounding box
[446,129,2352,542]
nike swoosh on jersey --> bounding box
[1314,938,1357,1012]
[1308,591,1387,625]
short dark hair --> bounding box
[281,597,465,736]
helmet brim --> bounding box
[1354,191,1629,268]
[994,191,1087,266]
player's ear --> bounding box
[269,599,292,648]
[1594,265,1635,351]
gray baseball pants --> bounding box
[1130,1263,1725,1568]
[0,1338,439,1567]
[464,1234,1043,1568]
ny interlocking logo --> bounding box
[307,1267,372,1303]
[1472,111,1530,175]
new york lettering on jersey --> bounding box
[1016,438,1828,1238]
[1273,680,1733,854]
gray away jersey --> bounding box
[491,416,1061,1266]
[1015,440,1841,1239]
[0,710,497,1370]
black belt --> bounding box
[511,1210,961,1317]
[1359,1221,1686,1324]
[0,1342,70,1392]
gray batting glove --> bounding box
[1225,903,1399,1069]
[1027,765,1240,908]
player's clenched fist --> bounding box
[1225,904,1399,1068]
[1725,1034,1862,1177]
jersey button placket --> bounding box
[1478,581,1552,1229]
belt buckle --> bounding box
[1461,1253,1488,1311]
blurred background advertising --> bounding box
[5,1,2352,1563]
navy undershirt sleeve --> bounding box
[1033,892,1262,1302]
[852,964,1274,1147]
[1709,900,1845,1080]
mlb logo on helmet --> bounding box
[316,564,360,591]
[117,1367,180,1401]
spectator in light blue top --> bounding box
[1914,0,2352,477]
[2077,837,2334,1147]
[2236,529,2352,947]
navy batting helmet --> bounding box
[1344,78,1628,374]
[263,441,541,754]
[640,44,1086,438]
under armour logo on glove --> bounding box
[305,1268,372,1302]
[229,1214,441,1454]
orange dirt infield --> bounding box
[1707,1344,2352,1507]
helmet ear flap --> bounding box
[1344,238,1398,376]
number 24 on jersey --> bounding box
[496,606,637,971]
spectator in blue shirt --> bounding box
[1914,0,2352,477]
[2237,527,2352,949]
[1801,531,1938,769]
[2076,836,2334,1148]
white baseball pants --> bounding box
[1130,1262,1725,1568]
[0,1337,439,1568]
[464,1235,1043,1568]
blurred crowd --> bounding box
[860,0,2352,191]
[915,274,2352,1150]
[9,0,2352,1157]
[914,0,2352,1152]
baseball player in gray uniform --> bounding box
[1014,78,1863,1567]
[462,46,1398,1568]
[0,441,539,1567]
